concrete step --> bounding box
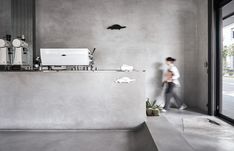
[146,116,194,151]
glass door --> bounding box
[220,0,234,121]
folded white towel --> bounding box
[116,77,136,83]
[120,64,134,71]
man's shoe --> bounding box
[161,109,167,113]
[179,104,188,110]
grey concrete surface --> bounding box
[194,0,209,112]
[146,109,234,151]
[147,116,194,151]
[134,123,158,151]
[35,0,209,111]
[0,123,158,151]
[0,71,145,129]
[163,109,234,151]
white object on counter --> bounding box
[0,39,11,48]
[120,64,134,71]
[12,39,28,48]
[40,48,91,66]
[12,39,29,65]
[0,39,11,65]
[115,77,136,83]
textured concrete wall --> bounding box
[196,0,208,112]
[183,0,208,111]
[0,0,209,111]
[0,0,11,37]
[0,72,145,129]
[36,0,205,104]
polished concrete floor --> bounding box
[1,109,233,151]
[163,109,234,151]
[0,131,133,151]
[147,116,194,151]
[0,124,157,151]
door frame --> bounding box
[211,0,234,124]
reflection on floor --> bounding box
[163,109,234,151]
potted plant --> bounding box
[146,98,161,116]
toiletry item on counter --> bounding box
[120,64,134,72]
[12,38,29,65]
[34,57,41,70]
[115,77,136,83]
[0,39,11,65]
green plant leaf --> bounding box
[146,99,152,108]
[152,100,156,107]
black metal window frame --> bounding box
[211,0,234,124]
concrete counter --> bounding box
[0,72,145,129]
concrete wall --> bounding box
[196,0,209,112]
[36,0,209,109]
[0,0,209,112]
[0,0,11,37]
[0,72,145,129]
[183,0,208,111]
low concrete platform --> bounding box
[147,116,194,151]
[0,123,158,151]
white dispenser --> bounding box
[0,39,11,65]
[12,39,29,65]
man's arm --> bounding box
[171,67,180,80]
